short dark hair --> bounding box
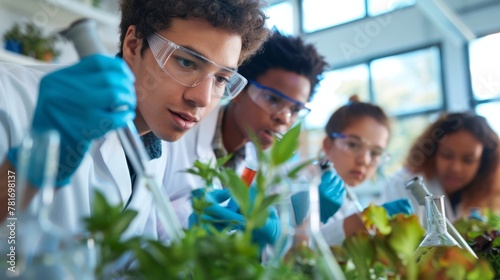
[119,0,269,65]
[237,31,329,101]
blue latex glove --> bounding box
[8,55,136,187]
[189,188,280,247]
[318,170,346,223]
[382,198,414,217]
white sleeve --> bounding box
[320,200,358,246]
[0,63,43,158]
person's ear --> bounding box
[323,137,332,153]
[122,25,141,64]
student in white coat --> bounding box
[159,32,345,246]
[380,112,500,224]
[319,96,414,245]
[0,0,269,242]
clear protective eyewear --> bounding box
[147,32,247,100]
[247,80,311,120]
[330,132,390,166]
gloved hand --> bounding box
[189,188,280,248]
[319,170,346,223]
[382,198,414,217]
[8,54,136,187]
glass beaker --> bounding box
[264,175,346,279]
[414,195,459,264]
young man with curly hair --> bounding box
[0,0,269,241]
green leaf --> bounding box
[362,204,391,235]
[286,158,316,179]
[342,232,375,279]
[225,168,251,215]
[387,214,425,258]
[271,123,301,166]
[110,209,138,237]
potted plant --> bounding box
[3,23,23,54]
[2,22,61,62]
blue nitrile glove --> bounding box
[381,198,414,217]
[189,188,280,248]
[319,170,346,223]
[7,55,136,187]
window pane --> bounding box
[384,113,439,175]
[371,46,443,115]
[368,0,415,16]
[302,0,365,33]
[265,1,294,35]
[469,32,500,101]
[305,64,369,130]
[476,102,500,136]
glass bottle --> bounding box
[414,195,459,264]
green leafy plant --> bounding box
[454,209,500,279]
[332,205,495,280]
[83,123,322,279]
[3,22,61,61]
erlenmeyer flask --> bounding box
[265,175,346,279]
[414,195,460,264]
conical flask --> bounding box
[264,175,346,279]
[414,195,459,263]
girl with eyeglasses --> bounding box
[380,112,500,224]
[319,96,413,245]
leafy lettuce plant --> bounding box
[331,205,494,280]
[454,209,500,279]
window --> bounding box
[469,32,500,134]
[301,0,415,33]
[476,101,500,136]
[371,46,443,115]
[305,64,369,130]
[469,33,500,101]
[367,0,416,16]
[302,0,365,33]
[265,1,295,35]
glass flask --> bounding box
[414,195,459,264]
[0,130,96,279]
[264,174,346,279]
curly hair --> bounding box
[237,31,329,101]
[119,0,269,65]
[404,112,500,206]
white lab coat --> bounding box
[320,188,358,246]
[0,62,162,241]
[378,167,459,225]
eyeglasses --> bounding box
[247,80,311,121]
[147,32,247,100]
[330,132,390,166]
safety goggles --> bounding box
[330,132,390,166]
[247,80,311,121]
[147,32,247,100]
